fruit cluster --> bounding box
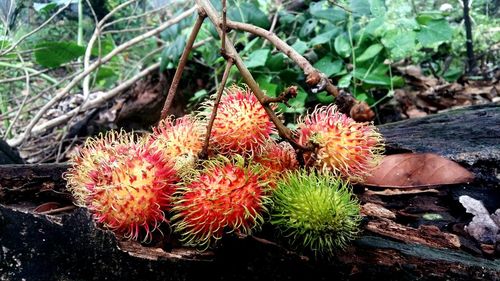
[65,85,383,255]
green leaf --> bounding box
[334,34,351,58]
[355,92,374,105]
[257,76,278,97]
[299,19,318,39]
[95,66,118,87]
[369,0,386,17]
[160,35,186,71]
[316,92,335,104]
[313,56,343,77]
[189,89,208,103]
[34,41,85,68]
[416,12,444,25]
[338,73,352,88]
[244,49,270,69]
[91,36,115,57]
[266,53,286,71]
[350,0,371,18]
[33,3,58,13]
[354,68,391,86]
[356,43,384,62]
[291,40,309,55]
[279,69,299,83]
[310,30,337,46]
[381,29,417,60]
[309,1,346,23]
[284,87,307,113]
[416,19,452,47]
[228,3,270,29]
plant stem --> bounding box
[195,0,308,149]
[78,0,84,46]
[199,58,234,159]
[160,12,206,120]
[463,0,476,74]
[0,61,58,84]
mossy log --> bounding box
[1,104,499,281]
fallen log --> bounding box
[1,104,499,281]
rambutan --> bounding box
[254,141,299,182]
[202,85,276,156]
[65,130,178,241]
[271,170,361,256]
[149,115,205,172]
[172,156,270,249]
[296,105,384,182]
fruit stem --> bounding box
[199,58,234,159]
[161,10,206,120]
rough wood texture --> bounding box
[379,104,500,187]
[1,105,500,280]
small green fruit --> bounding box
[271,170,361,256]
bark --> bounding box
[1,105,499,281]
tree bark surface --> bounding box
[1,105,499,281]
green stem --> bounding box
[0,61,58,84]
[78,0,83,46]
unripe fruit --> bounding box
[271,170,361,256]
[172,156,270,249]
[296,105,383,182]
[65,130,178,241]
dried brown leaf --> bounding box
[365,153,474,188]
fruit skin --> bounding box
[65,130,178,241]
[296,105,384,183]
[254,140,299,183]
[172,156,271,249]
[270,170,361,256]
[65,130,137,206]
[149,115,205,173]
[201,85,276,156]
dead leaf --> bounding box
[365,153,474,188]
[33,202,61,213]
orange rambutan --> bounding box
[172,156,270,248]
[65,130,178,241]
[254,141,299,182]
[203,85,276,156]
[149,115,205,172]
[296,105,384,182]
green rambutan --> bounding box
[202,85,276,156]
[172,156,270,249]
[296,105,384,182]
[65,130,178,241]
[271,170,361,256]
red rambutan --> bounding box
[149,115,205,172]
[296,105,384,182]
[65,131,178,241]
[203,85,276,156]
[254,141,299,182]
[172,156,270,248]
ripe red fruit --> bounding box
[254,141,299,181]
[172,156,270,248]
[149,115,205,172]
[296,105,384,182]
[203,85,276,156]
[65,131,178,241]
